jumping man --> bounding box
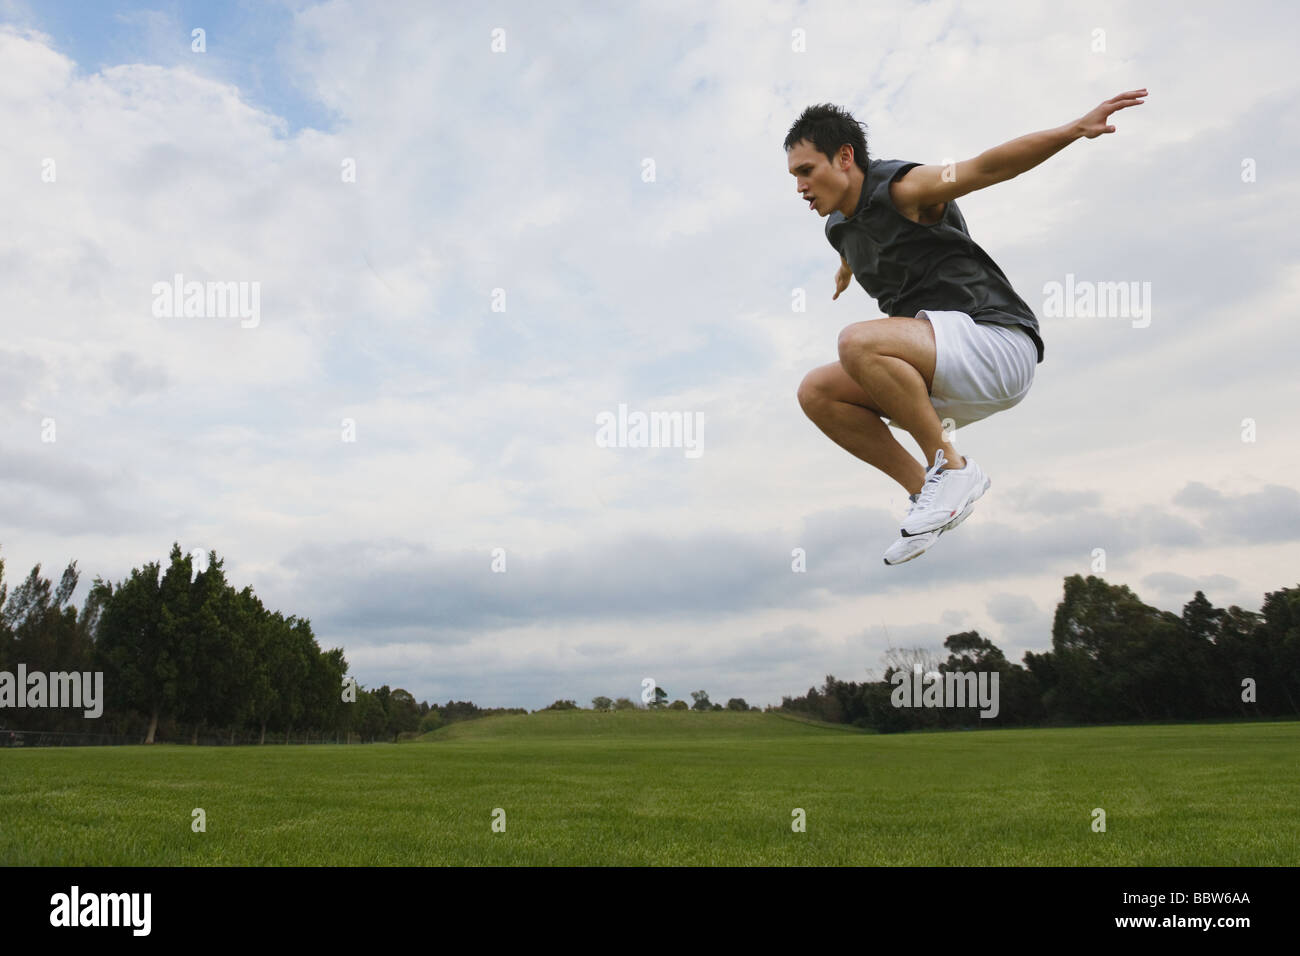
[785,90,1147,564]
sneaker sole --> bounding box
[883,531,940,565]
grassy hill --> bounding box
[420,708,866,741]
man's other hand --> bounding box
[834,262,852,300]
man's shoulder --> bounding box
[870,157,920,182]
[878,160,947,224]
[868,159,922,206]
[877,158,923,191]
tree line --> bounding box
[549,692,756,711]
[779,575,1300,732]
[0,543,515,743]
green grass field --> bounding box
[2,712,1296,865]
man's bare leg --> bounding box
[797,362,927,495]
[836,317,966,475]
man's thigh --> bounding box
[837,316,938,396]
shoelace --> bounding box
[910,454,949,514]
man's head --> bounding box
[784,103,869,217]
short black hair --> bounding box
[783,103,870,175]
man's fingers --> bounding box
[1103,98,1145,122]
[1105,92,1147,109]
[1099,96,1145,124]
[1105,98,1145,113]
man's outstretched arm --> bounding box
[894,88,1148,208]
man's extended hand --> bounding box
[1077,89,1147,139]
[833,261,852,300]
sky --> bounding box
[2,0,1298,711]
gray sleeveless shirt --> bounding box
[825,157,1044,364]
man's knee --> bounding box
[796,369,823,413]
[798,366,848,415]
[798,364,885,418]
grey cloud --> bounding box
[709,624,827,674]
[1141,571,1240,596]
[1004,484,1102,515]
[573,640,626,658]
[986,592,1038,625]
[1139,510,1206,549]
[269,479,1298,643]
[273,528,848,637]
[0,349,46,404]
[106,351,171,399]
[1174,482,1300,543]
[1173,482,1226,509]
[0,446,160,536]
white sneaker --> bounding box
[883,492,976,565]
[899,449,990,536]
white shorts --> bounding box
[886,309,1037,431]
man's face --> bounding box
[787,139,849,217]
